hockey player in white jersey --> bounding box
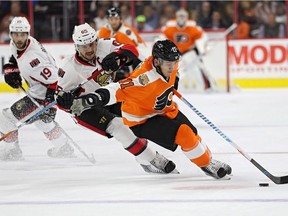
[56,23,177,174]
[0,17,75,160]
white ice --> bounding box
[0,89,288,216]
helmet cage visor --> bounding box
[76,40,97,51]
[158,59,178,67]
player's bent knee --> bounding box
[107,117,137,147]
[175,124,200,150]
[175,124,211,167]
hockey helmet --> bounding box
[9,17,30,36]
[176,8,188,18]
[176,9,188,27]
[107,7,121,17]
[152,40,181,62]
[72,23,97,46]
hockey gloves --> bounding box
[57,91,103,116]
[101,51,127,73]
[101,52,120,73]
[3,63,22,88]
[70,92,103,116]
[56,91,74,110]
[45,88,56,104]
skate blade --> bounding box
[170,168,180,174]
[221,175,231,180]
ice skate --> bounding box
[0,145,23,161]
[201,158,232,179]
[138,151,179,174]
[47,143,75,158]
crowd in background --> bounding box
[0,0,287,43]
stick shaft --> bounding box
[174,89,288,184]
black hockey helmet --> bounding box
[107,7,121,17]
[152,40,181,62]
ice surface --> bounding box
[0,89,288,216]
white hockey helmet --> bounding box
[72,23,97,46]
[176,9,188,27]
[9,16,31,36]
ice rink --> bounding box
[0,89,288,216]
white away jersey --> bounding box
[57,38,123,96]
[10,36,58,99]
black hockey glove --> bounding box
[70,92,103,116]
[45,88,56,104]
[3,63,22,88]
[101,52,120,73]
[56,91,75,110]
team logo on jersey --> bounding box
[175,34,189,43]
[126,29,131,35]
[138,74,149,86]
[112,40,121,46]
[95,73,111,86]
[58,68,66,78]
[29,58,40,68]
[15,100,25,110]
[154,86,174,110]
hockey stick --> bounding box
[173,89,288,184]
[0,101,57,142]
[19,86,96,164]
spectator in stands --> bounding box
[220,2,234,28]
[33,1,49,40]
[236,1,260,39]
[206,10,227,30]
[257,14,286,38]
[143,5,159,30]
[275,2,287,25]
[0,1,27,43]
[120,4,132,26]
[0,17,10,43]
[235,17,251,39]
[159,3,176,28]
[1,1,27,21]
[135,15,153,32]
[235,7,260,39]
[0,1,10,20]
[255,1,278,25]
[196,1,213,29]
[93,6,108,31]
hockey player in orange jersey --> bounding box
[63,39,232,179]
[98,7,149,80]
[162,8,216,91]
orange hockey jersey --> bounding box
[98,23,145,48]
[102,56,179,127]
[162,19,203,53]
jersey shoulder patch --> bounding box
[58,68,66,78]
[125,29,132,35]
[138,74,149,86]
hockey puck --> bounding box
[259,183,269,187]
